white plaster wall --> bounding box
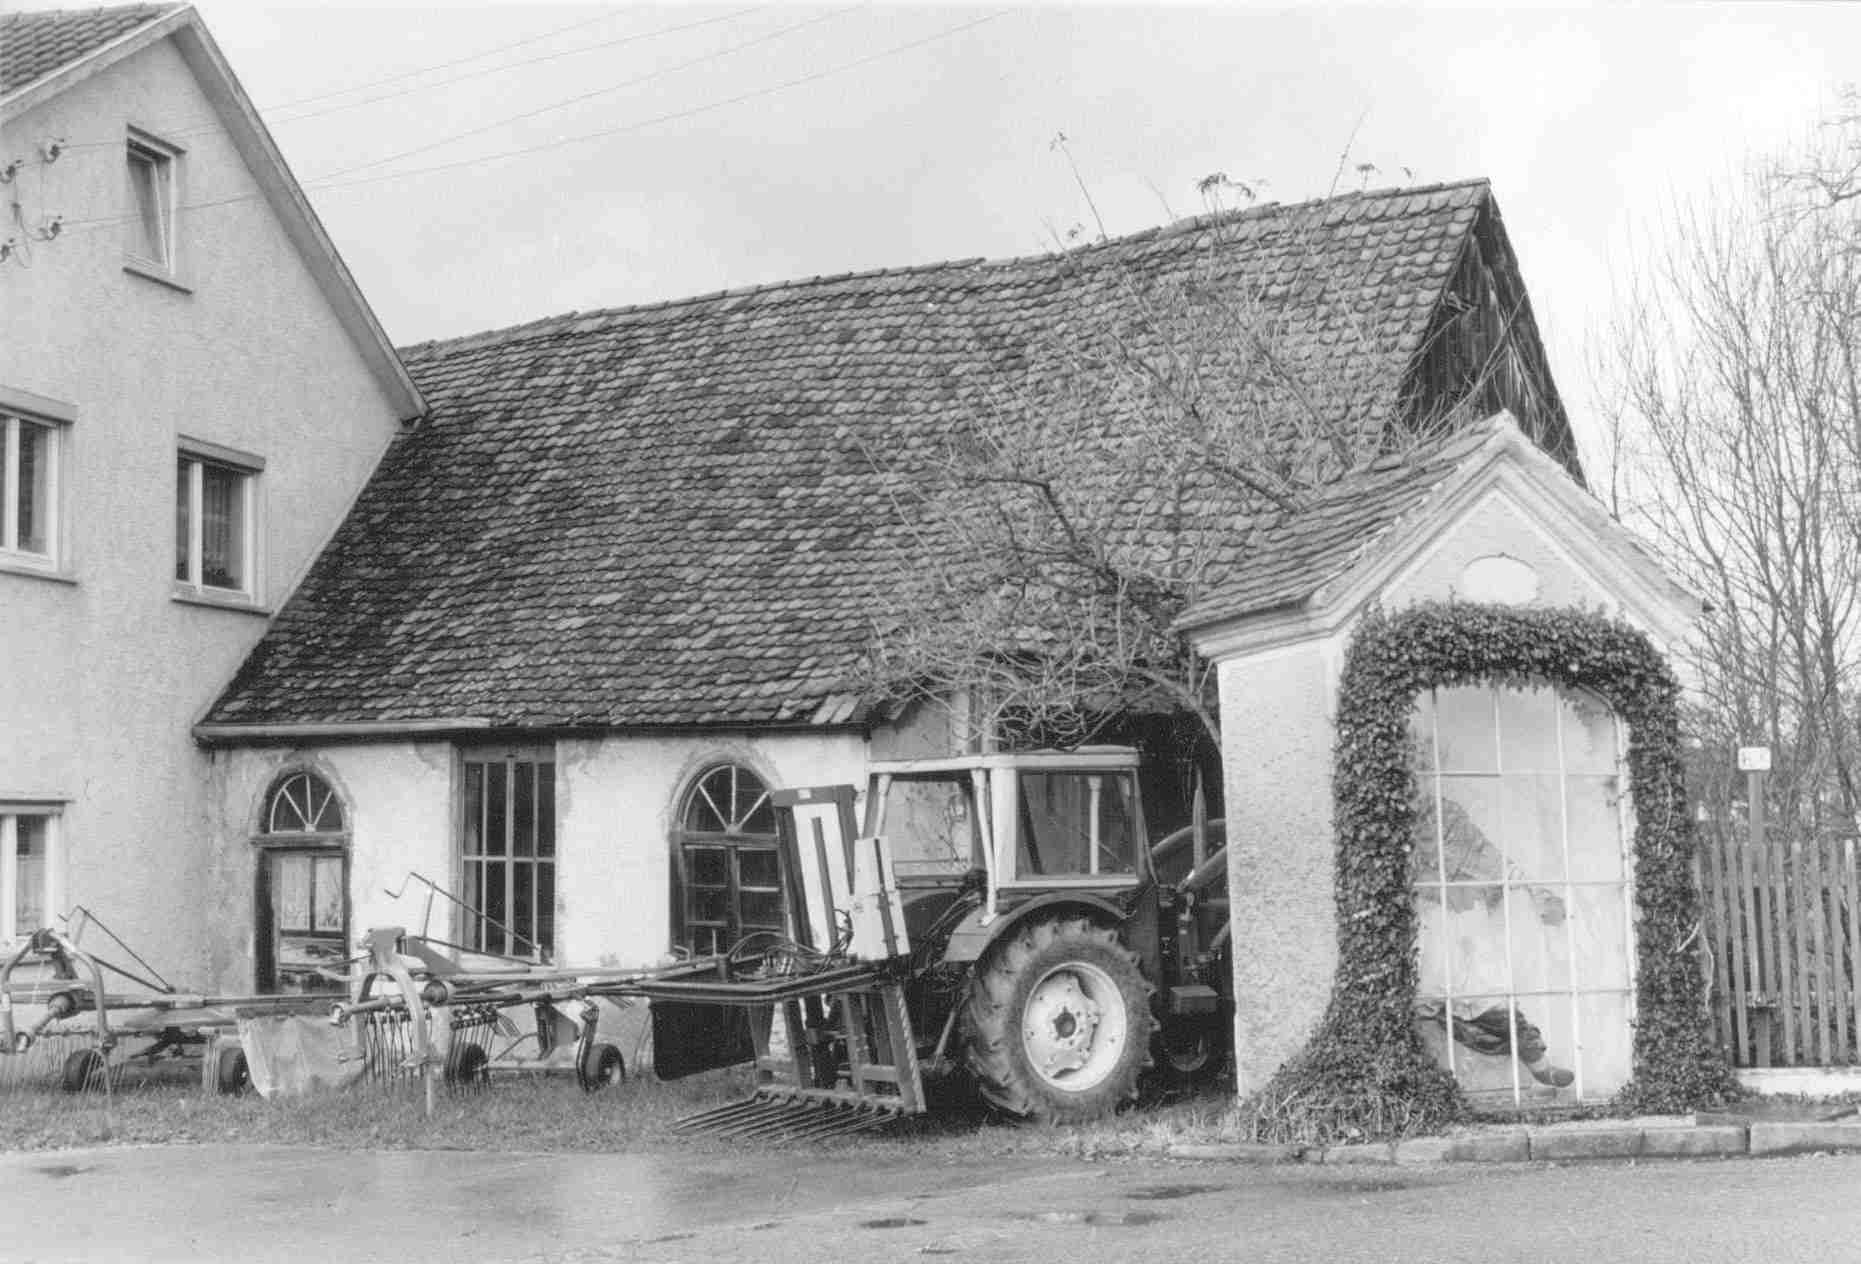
[1217,635,1344,1096]
[0,38,405,982]
[1382,491,1616,616]
[200,731,872,991]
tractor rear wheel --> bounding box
[963,915,1154,1123]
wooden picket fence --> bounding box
[1696,828,1861,1067]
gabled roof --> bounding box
[2,4,424,420]
[200,180,1567,738]
[1177,411,1699,649]
[0,5,178,93]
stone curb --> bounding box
[1166,1120,1861,1166]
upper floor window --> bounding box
[2,409,61,569]
[175,440,262,600]
[125,131,179,273]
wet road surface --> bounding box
[6,1143,1861,1262]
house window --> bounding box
[255,770,349,993]
[2,411,60,566]
[2,808,59,943]
[1411,684,1634,1106]
[670,763,784,956]
[126,133,177,271]
[175,444,260,596]
[460,749,555,960]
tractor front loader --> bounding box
[647,747,1230,1134]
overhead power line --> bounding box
[314,4,865,183]
[56,10,1012,235]
[58,5,768,151]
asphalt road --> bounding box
[3,1142,1857,1263]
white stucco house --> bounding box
[0,5,424,985]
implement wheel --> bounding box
[445,1042,489,1089]
[964,914,1154,1124]
[577,1042,626,1092]
[215,1046,251,1096]
[61,1048,106,1094]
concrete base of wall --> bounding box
[1736,1066,1861,1097]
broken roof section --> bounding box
[201,180,1577,737]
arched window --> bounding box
[254,769,349,994]
[265,771,345,834]
[669,763,785,955]
[1410,684,1632,1106]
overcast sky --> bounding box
[186,1,1856,464]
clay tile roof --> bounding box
[206,179,1502,731]
[0,5,179,95]
[1179,416,1517,627]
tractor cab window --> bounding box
[1014,771,1138,880]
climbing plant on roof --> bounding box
[1246,600,1737,1145]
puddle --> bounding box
[34,1165,89,1179]
[1015,1210,1167,1227]
[1125,1183,1223,1201]
[861,1216,930,1229]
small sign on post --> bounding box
[1738,746,1772,772]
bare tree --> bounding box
[1597,108,1861,834]
[858,181,1559,753]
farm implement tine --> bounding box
[672,1091,903,1142]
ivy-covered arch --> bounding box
[1250,601,1737,1143]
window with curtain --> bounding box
[2,810,59,942]
[2,411,58,564]
[175,449,256,595]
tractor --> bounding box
[644,746,1231,1133]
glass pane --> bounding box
[484,762,507,857]
[127,149,166,261]
[1497,686,1559,773]
[1569,885,1632,991]
[1414,886,1453,997]
[461,862,482,951]
[463,763,484,858]
[688,846,729,887]
[199,463,245,589]
[15,421,49,554]
[1565,774,1628,882]
[1573,991,1635,1100]
[1418,778,1506,885]
[481,859,507,941]
[741,786,776,835]
[1433,687,1497,773]
[1561,691,1619,774]
[513,860,535,949]
[691,887,728,925]
[739,889,786,933]
[310,855,341,933]
[1096,775,1138,874]
[175,460,190,581]
[738,846,780,890]
[684,771,720,832]
[1435,884,1507,996]
[1018,773,1099,877]
[512,762,535,857]
[14,817,46,931]
[1508,883,1573,996]
[275,855,312,932]
[307,777,342,832]
[536,764,555,858]
[536,862,555,957]
[1499,772,1566,883]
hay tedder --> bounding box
[0,908,338,1095]
[644,748,1231,1138]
